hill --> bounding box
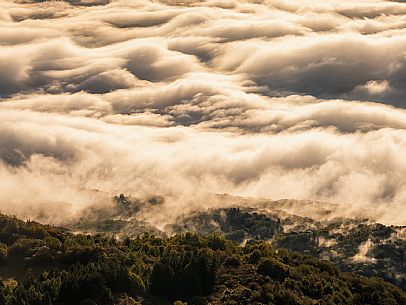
[70,195,406,292]
[0,212,404,305]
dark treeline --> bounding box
[0,213,405,305]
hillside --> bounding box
[70,195,406,291]
[0,212,404,305]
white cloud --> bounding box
[0,0,405,225]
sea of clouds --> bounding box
[0,0,405,225]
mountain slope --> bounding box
[0,212,404,305]
[70,195,406,291]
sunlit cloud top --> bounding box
[0,0,405,225]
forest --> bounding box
[0,212,405,305]
[73,195,406,291]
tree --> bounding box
[257,257,290,281]
[0,243,7,265]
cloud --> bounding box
[0,0,406,225]
[1,106,406,225]
[215,34,406,105]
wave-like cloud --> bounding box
[0,0,405,225]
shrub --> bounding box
[257,257,290,281]
[223,256,241,268]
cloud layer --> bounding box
[0,0,406,225]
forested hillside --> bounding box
[170,207,406,291]
[71,195,406,292]
[0,213,405,305]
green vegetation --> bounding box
[168,207,406,291]
[66,196,406,292]
[0,213,404,305]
